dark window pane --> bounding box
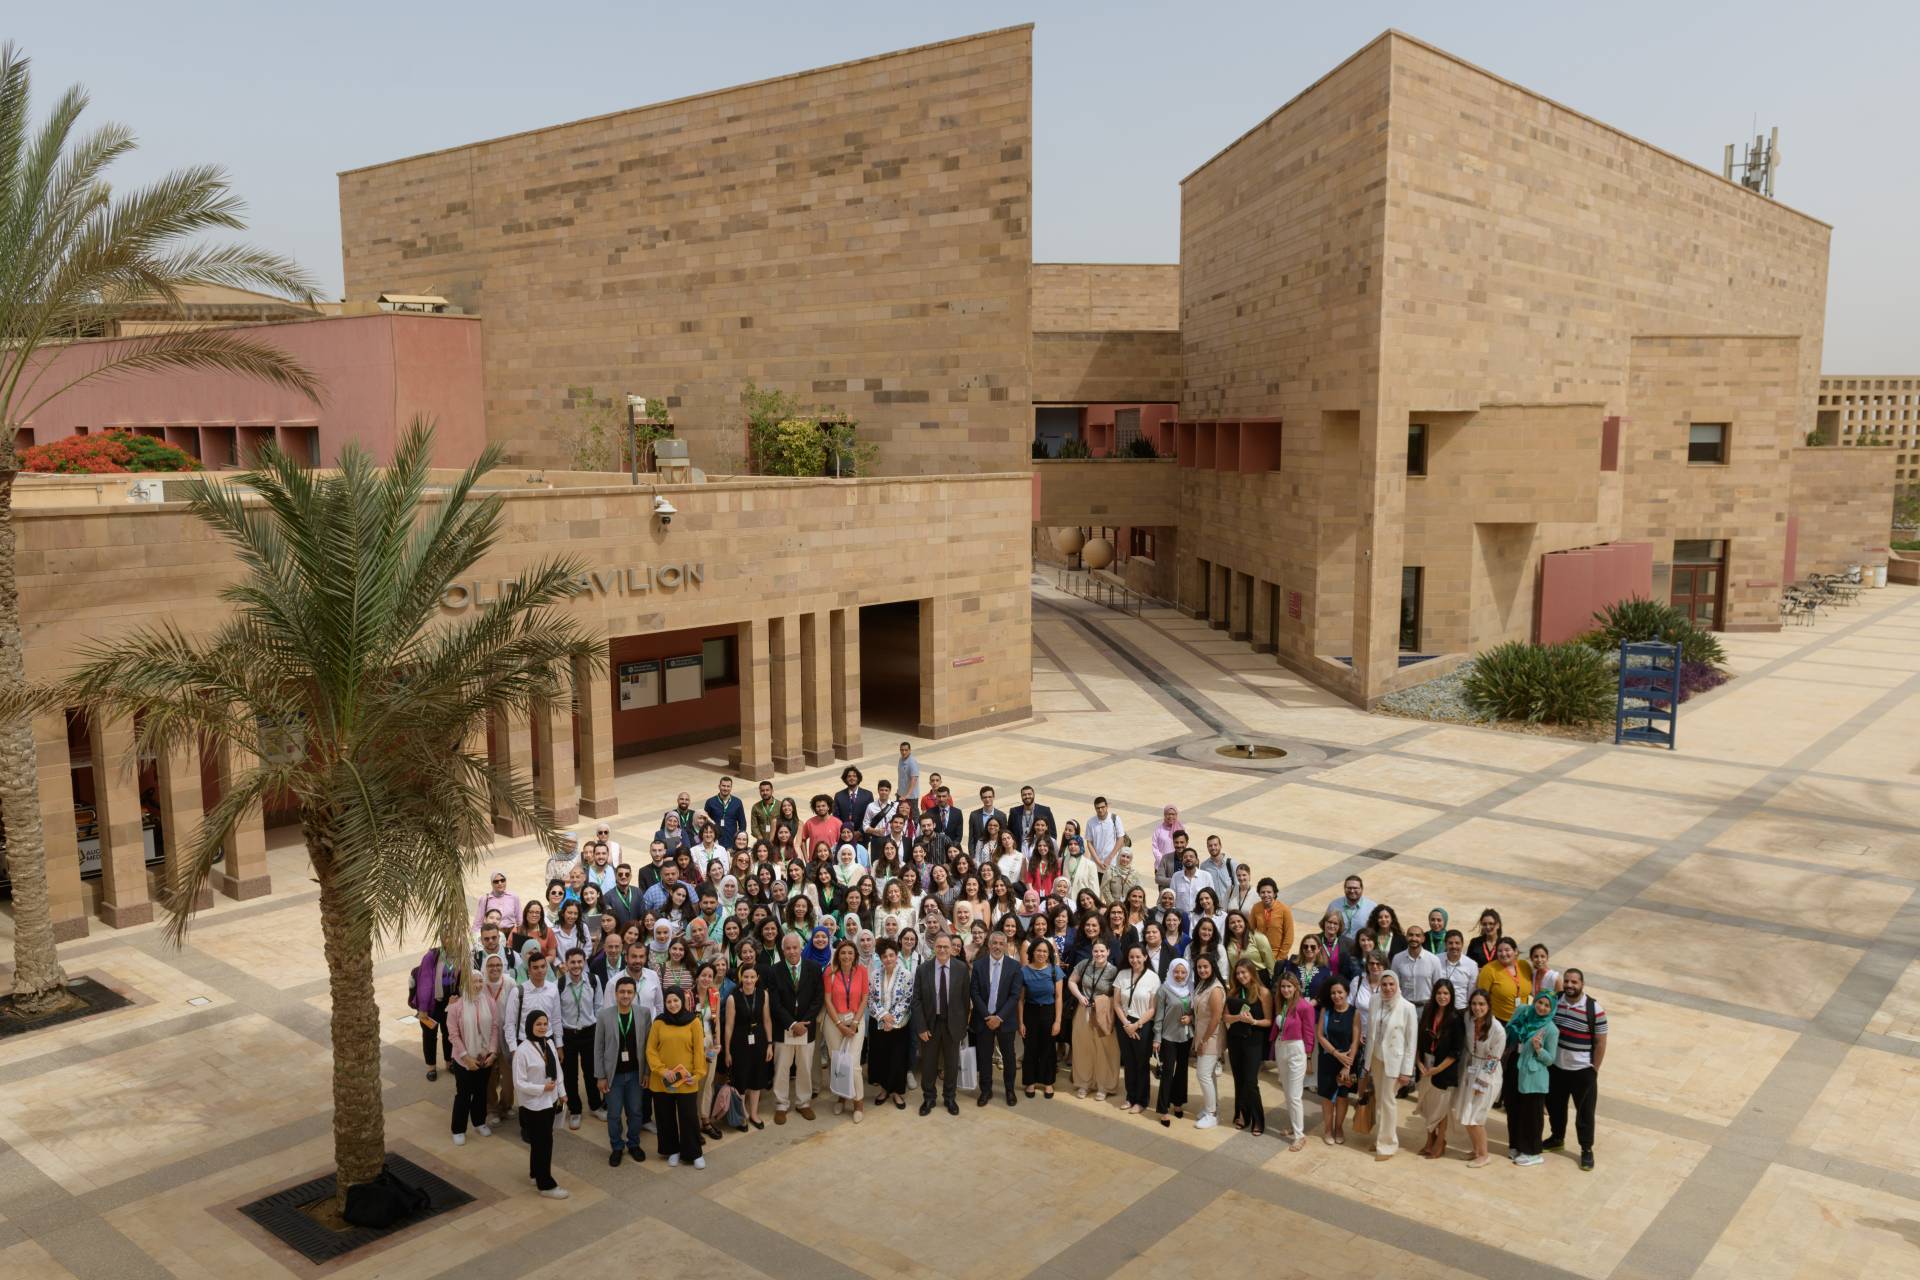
[1407,424,1428,476]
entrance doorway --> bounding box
[1670,539,1726,629]
[859,601,921,733]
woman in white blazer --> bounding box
[511,1011,569,1199]
[1113,942,1162,1115]
[1367,971,1419,1161]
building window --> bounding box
[1407,424,1428,476]
[1128,528,1157,560]
[1687,423,1728,465]
[1399,566,1423,651]
[701,636,737,690]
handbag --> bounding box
[829,1047,858,1100]
[957,1040,978,1092]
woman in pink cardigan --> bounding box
[448,959,508,1144]
[1271,970,1317,1151]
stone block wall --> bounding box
[1031,264,1179,332]
[1032,331,1181,404]
[1789,446,1897,575]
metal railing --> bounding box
[1054,566,1145,616]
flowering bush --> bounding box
[1677,661,1728,702]
[23,430,202,474]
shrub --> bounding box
[1463,641,1615,725]
[1123,436,1158,458]
[1055,437,1091,460]
[23,430,201,474]
[1572,628,1612,653]
[1678,662,1728,702]
[759,418,827,477]
[1591,595,1726,668]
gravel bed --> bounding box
[1376,662,1494,723]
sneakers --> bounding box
[591,1108,606,1121]
[538,1187,570,1199]
[1579,1149,1595,1172]
[628,1146,647,1163]
[475,1124,492,1137]
[567,1114,581,1131]
[668,1154,681,1167]
[1542,1136,1565,1152]
[1195,1113,1218,1130]
[1515,1153,1545,1167]
[451,1133,466,1147]
[693,1156,706,1169]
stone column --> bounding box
[573,652,617,819]
[1351,401,1410,705]
[1209,565,1230,630]
[215,739,270,900]
[917,596,949,737]
[735,618,773,778]
[88,714,153,927]
[800,612,833,767]
[533,693,577,827]
[489,708,533,837]
[36,710,88,941]
[154,741,213,913]
[769,615,803,773]
[1252,581,1278,653]
[830,607,862,761]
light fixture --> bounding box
[653,495,676,527]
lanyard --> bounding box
[618,1010,632,1037]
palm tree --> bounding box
[0,42,321,1013]
[62,426,597,1198]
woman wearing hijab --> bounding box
[1114,942,1162,1115]
[1455,988,1506,1168]
[1272,969,1316,1151]
[1506,989,1559,1166]
[822,939,871,1123]
[1151,956,1196,1126]
[646,988,707,1168]
[1068,939,1121,1100]
[722,957,773,1128]
[717,874,742,920]
[803,923,835,971]
[1415,978,1464,1159]
[1367,971,1417,1161]
[1425,908,1449,955]
[1225,958,1272,1136]
[1316,978,1361,1145]
[511,1010,568,1197]
[833,843,863,888]
[1190,954,1227,1130]
[447,967,500,1144]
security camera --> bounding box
[653,495,676,526]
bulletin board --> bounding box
[663,654,705,703]
[618,660,660,710]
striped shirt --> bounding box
[1553,994,1608,1069]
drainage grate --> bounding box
[237,1154,474,1264]
[1358,848,1401,862]
[0,975,134,1039]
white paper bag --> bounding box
[957,1039,978,1092]
[829,1047,857,1100]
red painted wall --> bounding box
[1782,515,1800,584]
[608,626,740,750]
[18,313,486,467]
[1082,403,1177,457]
[1536,542,1654,643]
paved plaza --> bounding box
[2,580,1918,1280]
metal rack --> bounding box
[1615,641,1682,749]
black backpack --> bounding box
[341,1165,430,1229]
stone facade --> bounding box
[1788,445,1899,577]
[1032,331,1181,404]
[1817,375,1920,484]
[338,27,1034,475]
[1031,264,1179,332]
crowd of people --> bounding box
[413,742,1609,1199]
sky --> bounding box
[9,0,1917,370]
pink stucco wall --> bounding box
[18,313,486,467]
[1536,542,1654,643]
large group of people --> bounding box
[417,741,1609,1199]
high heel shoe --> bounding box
[1025,1087,1035,1098]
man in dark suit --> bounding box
[966,785,1007,851]
[911,933,971,1115]
[928,785,964,846]
[831,766,874,836]
[970,928,1021,1106]
[767,931,825,1123]
[1007,784,1057,849]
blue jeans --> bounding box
[605,1072,643,1152]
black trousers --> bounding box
[561,1026,603,1115]
[421,1001,451,1066]
[1228,1033,1265,1129]
[1510,1090,1545,1156]
[870,1027,911,1095]
[519,1106,556,1190]
[974,1018,1017,1095]
[922,1023,962,1102]
[1021,1002,1058,1085]
[1154,1038,1191,1114]
[1119,1030,1153,1108]
[1546,1064,1598,1150]
[450,1063,487,1133]
[653,1090,703,1162]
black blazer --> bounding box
[929,804,964,846]
[910,956,972,1038]
[969,953,1021,1031]
[766,958,825,1042]
[966,806,1007,849]
[1008,804,1056,848]
[832,786,874,832]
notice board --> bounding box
[664,654,705,703]
[618,660,660,710]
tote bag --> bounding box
[957,1040,978,1092]
[829,1047,858,1100]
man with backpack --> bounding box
[1546,967,1608,1171]
[410,945,461,1081]
[555,950,605,1130]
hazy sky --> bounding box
[11,0,1916,369]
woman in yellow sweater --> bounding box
[646,988,708,1169]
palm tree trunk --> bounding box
[0,460,72,1013]
[311,825,387,1203]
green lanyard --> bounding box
[618,1010,632,1038]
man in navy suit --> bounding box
[928,785,964,847]
[970,928,1022,1106]
[1007,784,1056,850]
[832,766,874,837]
[702,776,747,847]
[966,784,1007,850]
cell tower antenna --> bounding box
[1722,125,1781,198]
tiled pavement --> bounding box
[1,581,1917,1278]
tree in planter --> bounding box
[0,43,319,1014]
[59,425,597,1204]
[558,387,672,472]
[741,381,875,476]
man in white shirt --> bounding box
[862,780,897,845]
[1084,796,1126,869]
[1436,928,1479,1007]
[556,951,605,1129]
[693,828,726,876]
[1390,924,1443,1003]
[1169,848,1208,916]
[507,953,563,1055]
[1369,971,1418,1161]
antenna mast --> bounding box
[1722,126,1781,198]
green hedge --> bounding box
[1464,641,1615,725]
[1586,596,1727,667]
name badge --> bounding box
[620,1049,631,1064]
[746,1034,756,1046]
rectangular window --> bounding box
[1399,566,1423,651]
[1407,424,1429,476]
[1687,423,1728,464]
[701,636,737,689]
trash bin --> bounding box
[1874,563,1889,588]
